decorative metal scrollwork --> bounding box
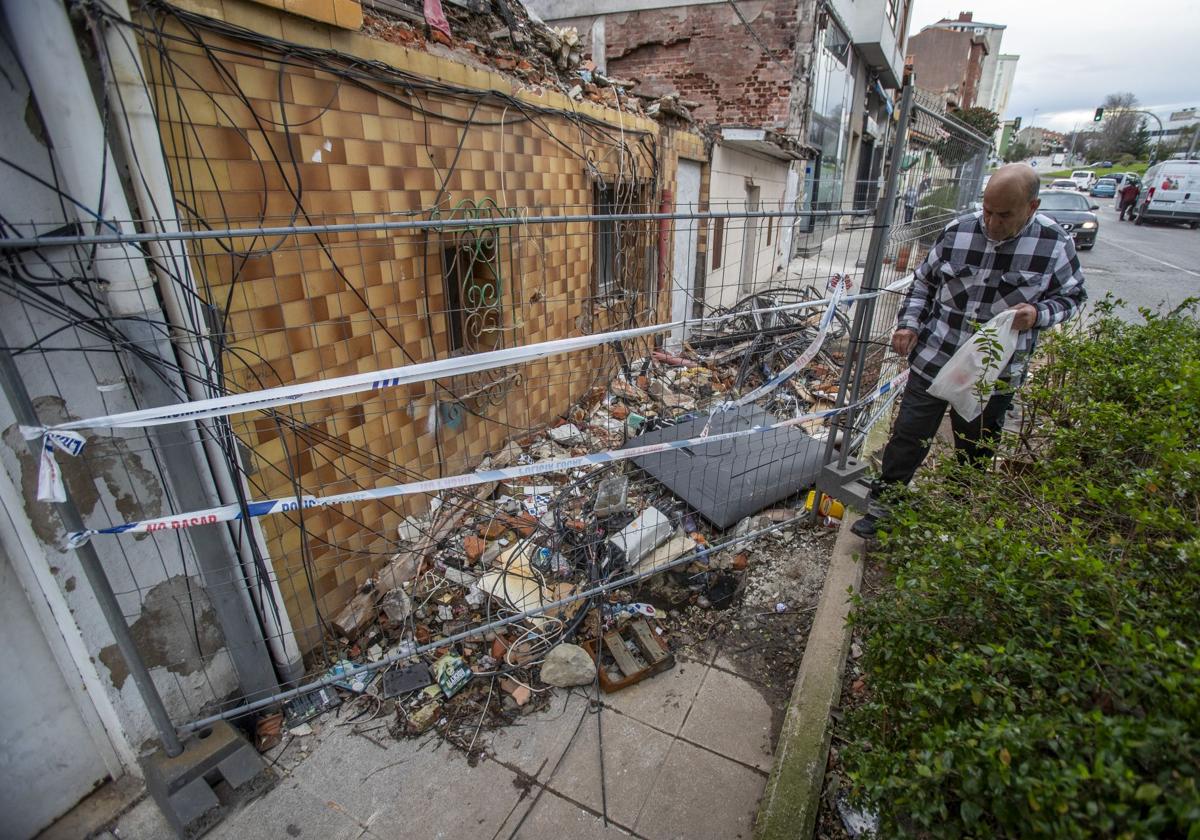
[430,199,520,412]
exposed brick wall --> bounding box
[907,27,974,106]
[602,0,799,130]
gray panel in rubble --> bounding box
[625,406,824,530]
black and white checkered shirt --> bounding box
[898,210,1087,384]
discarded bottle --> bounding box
[804,490,845,520]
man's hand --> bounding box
[892,328,918,356]
[1009,303,1038,331]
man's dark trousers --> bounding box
[873,372,1015,495]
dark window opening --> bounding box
[712,217,724,269]
[442,236,503,355]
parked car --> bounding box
[1049,179,1079,190]
[1097,160,1114,168]
[1132,160,1200,228]
[1091,178,1117,198]
[1038,190,1100,249]
[1069,170,1097,191]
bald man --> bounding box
[852,164,1087,538]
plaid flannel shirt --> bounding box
[898,210,1087,384]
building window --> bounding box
[441,234,503,355]
[885,0,900,30]
[594,184,618,296]
[711,217,724,270]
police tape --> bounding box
[65,370,910,547]
[27,277,914,503]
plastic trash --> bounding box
[927,309,1020,421]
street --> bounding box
[1076,203,1200,318]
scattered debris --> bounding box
[585,617,675,692]
[260,296,849,759]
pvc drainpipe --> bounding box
[94,0,304,683]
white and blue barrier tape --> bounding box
[64,371,909,547]
[25,277,913,504]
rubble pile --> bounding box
[360,0,704,124]
[267,285,851,760]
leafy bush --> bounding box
[843,305,1200,839]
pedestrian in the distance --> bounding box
[903,184,918,223]
[1118,179,1140,221]
[852,164,1088,539]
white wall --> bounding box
[0,38,238,755]
[704,144,791,308]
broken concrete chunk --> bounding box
[607,506,672,568]
[378,589,412,625]
[377,551,421,592]
[540,643,596,687]
[548,423,584,444]
[332,585,380,640]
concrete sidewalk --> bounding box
[107,646,777,840]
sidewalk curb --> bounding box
[753,514,866,840]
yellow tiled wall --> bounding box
[140,0,707,652]
[248,0,364,30]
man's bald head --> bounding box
[982,164,1041,241]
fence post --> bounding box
[0,337,183,757]
[817,81,915,506]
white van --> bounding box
[1133,160,1200,228]
[1069,170,1096,191]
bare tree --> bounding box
[1096,92,1141,159]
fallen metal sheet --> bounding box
[625,406,824,529]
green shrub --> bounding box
[843,304,1200,839]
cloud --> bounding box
[907,0,1197,130]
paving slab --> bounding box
[599,656,706,735]
[108,795,173,840]
[679,666,775,772]
[365,752,532,839]
[288,724,441,825]
[488,689,592,781]
[207,777,365,840]
[512,788,640,840]
[542,707,674,830]
[632,739,766,840]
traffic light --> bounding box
[1012,116,1022,131]
[1093,108,1104,122]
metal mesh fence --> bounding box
[0,4,990,744]
[1,201,895,732]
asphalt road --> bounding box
[1075,203,1200,319]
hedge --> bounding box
[843,303,1200,838]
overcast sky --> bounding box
[907,0,1197,131]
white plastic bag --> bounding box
[927,309,1020,421]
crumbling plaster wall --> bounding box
[0,39,238,750]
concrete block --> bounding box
[141,720,274,839]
